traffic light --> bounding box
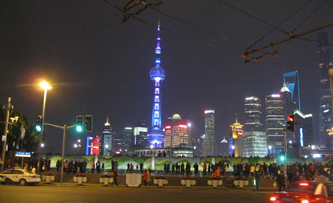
[279,153,285,162]
[286,114,295,133]
[76,115,84,132]
[36,115,43,132]
[85,115,92,132]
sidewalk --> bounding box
[40,182,278,192]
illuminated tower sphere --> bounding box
[147,22,166,148]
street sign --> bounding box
[2,135,6,141]
[15,151,31,157]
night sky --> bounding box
[1,0,333,154]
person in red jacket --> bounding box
[91,161,95,174]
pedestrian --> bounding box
[31,166,36,174]
[225,163,230,177]
[143,169,151,186]
[91,161,95,174]
[96,161,100,173]
[143,170,148,185]
[111,169,118,186]
[276,171,286,191]
[255,171,260,190]
[140,162,143,173]
[203,163,207,175]
[292,171,301,182]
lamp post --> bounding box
[268,145,272,156]
[37,81,51,174]
[232,145,235,157]
[1,97,13,172]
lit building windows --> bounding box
[155,96,160,102]
[154,103,159,110]
[155,88,160,94]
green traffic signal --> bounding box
[279,153,285,161]
[76,115,84,132]
[36,116,43,132]
[280,155,285,161]
[76,125,83,132]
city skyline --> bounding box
[1,1,333,154]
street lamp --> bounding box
[268,145,272,155]
[37,81,51,174]
[232,145,235,157]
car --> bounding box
[269,177,333,203]
[0,169,41,186]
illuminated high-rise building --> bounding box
[101,118,112,156]
[164,114,189,148]
[133,119,149,147]
[295,111,314,148]
[123,127,133,155]
[244,96,263,131]
[283,71,301,112]
[147,22,166,148]
[202,110,216,157]
[266,94,285,154]
[242,96,266,157]
[317,32,333,148]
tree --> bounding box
[0,106,39,153]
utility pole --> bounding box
[1,97,12,172]
[283,127,287,174]
[43,123,75,185]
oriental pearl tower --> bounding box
[147,22,166,148]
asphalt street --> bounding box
[0,184,273,203]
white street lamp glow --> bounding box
[78,139,81,143]
[40,81,52,89]
[268,145,272,150]
[74,144,77,148]
[188,123,192,127]
[41,143,44,147]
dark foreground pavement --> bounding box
[0,184,273,203]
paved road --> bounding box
[0,184,273,203]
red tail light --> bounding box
[299,183,309,186]
[31,176,36,178]
[270,196,277,201]
[301,200,309,203]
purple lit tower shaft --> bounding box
[147,22,166,148]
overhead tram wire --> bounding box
[140,1,248,49]
[139,1,327,68]
[290,0,328,34]
[241,0,315,50]
[103,0,263,62]
[103,0,326,73]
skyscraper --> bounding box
[164,114,189,148]
[202,110,216,157]
[266,94,285,154]
[133,119,149,147]
[295,111,314,148]
[101,118,112,156]
[244,96,263,131]
[123,127,133,155]
[242,96,267,157]
[147,22,166,148]
[283,71,301,112]
[317,32,333,148]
